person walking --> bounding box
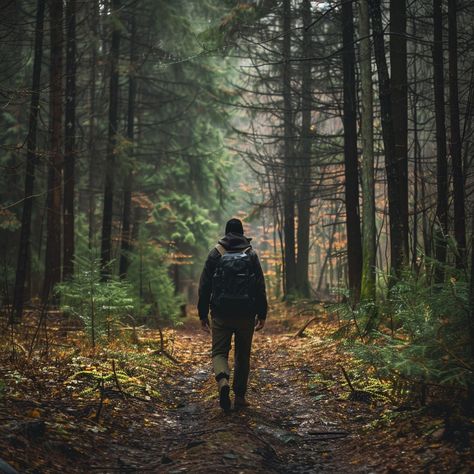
[197,218,268,411]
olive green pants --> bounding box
[211,316,255,397]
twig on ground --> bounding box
[307,430,348,436]
[95,377,105,422]
[150,348,179,364]
[339,365,355,392]
[111,359,128,402]
[293,316,318,338]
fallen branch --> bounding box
[339,365,355,392]
[111,359,128,402]
[150,349,179,364]
[95,377,105,422]
[307,430,348,436]
[293,316,318,338]
[339,365,372,403]
[148,325,179,363]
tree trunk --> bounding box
[42,0,64,301]
[448,0,466,269]
[119,10,137,279]
[282,0,296,297]
[359,0,376,301]
[131,206,143,298]
[317,203,342,293]
[433,0,448,281]
[368,0,403,279]
[88,0,99,249]
[469,215,474,412]
[12,0,46,322]
[295,0,312,298]
[342,0,362,301]
[390,0,409,262]
[63,0,76,280]
[412,15,420,271]
[100,0,121,277]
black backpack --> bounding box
[211,244,256,316]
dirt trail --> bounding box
[96,317,361,473]
[3,313,470,473]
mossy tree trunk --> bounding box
[359,0,376,301]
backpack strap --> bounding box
[228,246,251,254]
[215,244,251,255]
[215,244,226,256]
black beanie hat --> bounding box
[225,218,244,235]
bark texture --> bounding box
[359,0,376,301]
[42,0,64,301]
[101,0,121,277]
[390,0,409,262]
[119,10,137,279]
[448,0,466,268]
[12,0,46,321]
[342,0,362,300]
[295,0,312,298]
[282,0,296,297]
[433,0,448,281]
[63,0,77,280]
[369,0,403,278]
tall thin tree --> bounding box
[359,0,376,301]
[88,0,99,249]
[42,0,64,301]
[342,0,362,300]
[119,9,137,279]
[101,0,121,277]
[282,0,296,296]
[12,0,46,322]
[369,0,403,278]
[469,216,474,411]
[448,0,466,269]
[433,0,448,281]
[390,0,409,262]
[63,0,76,280]
[295,0,312,297]
[411,16,420,270]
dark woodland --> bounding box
[0,0,474,472]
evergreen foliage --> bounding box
[126,227,183,321]
[333,269,473,391]
[56,255,137,346]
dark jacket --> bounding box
[197,232,268,321]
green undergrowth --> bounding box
[64,342,179,402]
[331,268,473,408]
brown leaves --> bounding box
[1,310,472,472]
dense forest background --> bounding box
[1,0,474,471]
[2,0,474,393]
[0,0,474,472]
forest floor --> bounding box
[1,307,473,473]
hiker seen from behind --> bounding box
[197,218,268,411]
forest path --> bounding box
[99,315,368,473]
[2,312,468,472]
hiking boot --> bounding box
[218,377,231,411]
[234,395,250,409]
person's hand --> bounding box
[201,318,211,333]
[255,318,265,331]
